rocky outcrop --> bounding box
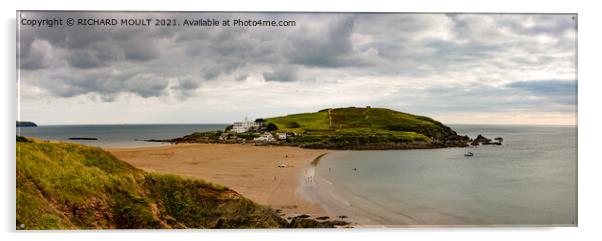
[442,134,471,147]
[471,134,502,146]
[286,215,349,228]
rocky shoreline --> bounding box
[144,133,502,150]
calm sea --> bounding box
[16,124,227,147]
[307,125,577,226]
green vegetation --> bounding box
[267,110,330,133]
[264,107,462,149]
[172,131,259,143]
[16,137,286,229]
[17,135,31,143]
[165,106,467,149]
[178,130,223,141]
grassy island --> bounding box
[169,107,469,150]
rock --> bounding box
[471,134,503,146]
[287,216,349,228]
[471,134,492,145]
[444,135,470,147]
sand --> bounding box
[106,143,331,218]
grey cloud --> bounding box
[287,16,368,68]
[68,50,108,69]
[20,39,53,70]
[263,66,298,82]
[171,77,202,99]
[202,68,222,80]
[123,41,159,62]
[123,74,170,98]
[20,12,163,69]
[18,12,576,110]
[30,70,168,101]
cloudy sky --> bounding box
[18,12,577,125]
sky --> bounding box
[17,12,577,125]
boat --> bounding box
[464,151,474,157]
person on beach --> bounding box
[304,169,308,183]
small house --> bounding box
[276,132,288,140]
[254,132,276,142]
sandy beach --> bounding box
[107,143,332,218]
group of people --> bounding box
[304,169,314,183]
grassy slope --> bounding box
[266,107,458,145]
[16,138,285,229]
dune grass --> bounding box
[16,137,285,229]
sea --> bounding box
[16,124,227,147]
[17,124,577,226]
[305,124,577,226]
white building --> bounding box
[254,132,275,142]
[276,133,288,140]
[232,117,261,133]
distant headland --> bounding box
[16,121,37,127]
[150,107,502,150]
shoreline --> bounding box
[106,143,338,220]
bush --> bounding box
[17,135,30,142]
[266,123,278,131]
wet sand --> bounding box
[106,143,331,218]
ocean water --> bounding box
[16,124,227,147]
[310,125,577,226]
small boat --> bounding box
[464,151,474,157]
[278,163,287,168]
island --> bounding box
[16,121,37,127]
[159,107,481,150]
[68,137,99,140]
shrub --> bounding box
[17,135,30,142]
[266,123,278,131]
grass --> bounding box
[264,107,456,147]
[265,111,330,133]
[16,137,285,229]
